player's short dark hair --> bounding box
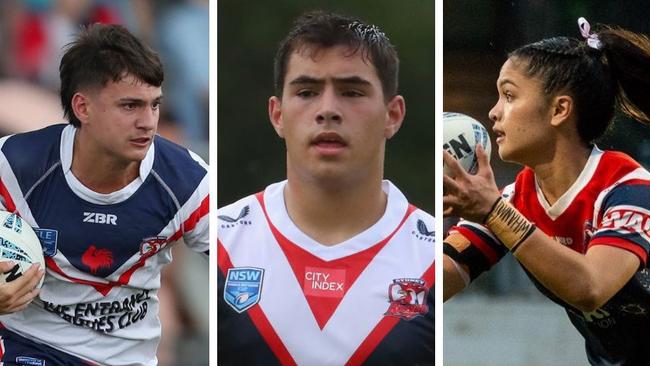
[509,26,650,144]
[59,24,164,127]
[273,10,399,101]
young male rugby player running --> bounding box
[0,24,208,365]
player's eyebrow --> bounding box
[498,78,517,88]
[288,75,322,86]
[289,75,372,86]
[117,95,164,103]
[334,76,372,86]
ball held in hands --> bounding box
[443,112,491,175]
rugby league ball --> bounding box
[443,112,492,174]
[0,211,45,288]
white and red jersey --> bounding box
[446,147,650,365]
[217,180,435,366]
[0,124,209,366]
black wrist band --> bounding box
[483,196,503,224]
[510,224,536,255]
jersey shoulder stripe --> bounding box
[601,180,650,213]
[150,135,208,209]
[1,124,64,197]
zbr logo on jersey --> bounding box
[385,278,429,320]
[224,267,264,313]
[83,212,117,225]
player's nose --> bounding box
[137,105,158,130]
[315,87,342,124]
[488,101,501,123]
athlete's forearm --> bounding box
[486,200,639,312]
[443,255,468,301]
[513,230,639,311]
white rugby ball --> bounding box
[0,211,45,288]
[443,112,491,174]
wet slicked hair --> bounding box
[273,10,399,101]
[509,26,650,144]
[59,24,164,127]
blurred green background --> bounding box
[218,0,434,211]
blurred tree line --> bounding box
[218,0,435,213]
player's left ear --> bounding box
[549,94,573,127]
[71,92,91,126]
[268,96,285,138]
[384,95,405,139]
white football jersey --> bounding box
[218,180,435,365]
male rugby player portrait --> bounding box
[217,8,435,366]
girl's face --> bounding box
[489,58,556,166]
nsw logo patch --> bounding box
[34,228,58,257]
[224,267,264,313]
[15,356,45,366]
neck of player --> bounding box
[71,131,141,194]
[532,137,591,206]
[284,168,387,247]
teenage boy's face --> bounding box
[82,74,162,164]
[269,45,404,184]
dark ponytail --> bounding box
[599,28,650,124]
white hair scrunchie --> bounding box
[578,17,602,50]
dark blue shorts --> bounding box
[0,325,98,366]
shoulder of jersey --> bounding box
[151,135,208,201]
[217,194,260,235]
[1,124,65,163]
[407,206,436,243]
[153,134,208,174]
[1,124,66,188]
[601,149,641,167]
[411,206,435,225]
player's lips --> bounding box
[311,132,348,155]
[130,137,152,148]
[493,127,505,144]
